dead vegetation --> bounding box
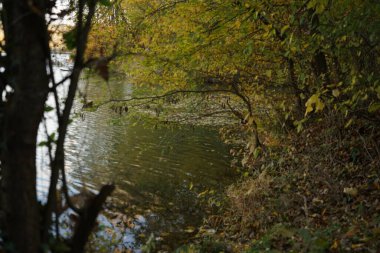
[207,114,380,252]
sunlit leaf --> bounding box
[368,102,380,113]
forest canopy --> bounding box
[86,0,380,156]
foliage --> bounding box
[73,0,380,251]
[94,0,380,120]
[89,0,380,155]
[174,238,230,253]
[214,117,380,252]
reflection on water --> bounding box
[38,54,235,251]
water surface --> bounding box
[38,54,235,251]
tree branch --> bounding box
[70,185,115,253]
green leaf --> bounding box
[244,41,253,56]
[38,141,48,147]
[332,89,340,97]
[198,190,208,198]
[48,133,56,142]
[368,102,380,113]
[281,25,290,35]
[297,123,303,133]
[307,0,328,14]
[294,119,306,133]
[44,105,54,112]
[253,147,261,159]
[63,28,77,50]
[265,70,272,79]
[376,86,380,98]
[98,0,112,6]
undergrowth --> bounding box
[183,113,380,252]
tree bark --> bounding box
[70,185,115,253]
[1,0,49,252]
[288,58,303,116]
[43,0,98,244]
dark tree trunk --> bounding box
[1,0,49,252]
[312,50,330,84]
[288,59,303,115]
[308,10,331,86]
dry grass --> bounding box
[210,115,380,252]
[226,170,273,235]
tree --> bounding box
[0,0,114,252]
[86,0,379,166]
[101,1,377,118]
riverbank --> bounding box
[81,75,380,253]
[119,87,380,252]
[174,115,380,253]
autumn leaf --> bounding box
[305,94,325,116]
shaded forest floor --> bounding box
[175,115,380,253]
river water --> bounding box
[37,54,235,251]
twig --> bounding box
[96,88,234,108]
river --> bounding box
[37,54,235,252]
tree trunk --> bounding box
[287,58,303,116]
[1,0,49,252]
[312,50,330,85]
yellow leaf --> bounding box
[315,98,325,112]
[305,105,313,116]
[351,243,364,249]
[247,116,254,125]
[281,25,289,35]
[305,94,318,116]
[330,239,339,250]
[344,118,353,128]
[265,70,272,78]
[332,89,340,97]
[184,226,195,233]
[343,187,358,197]
[305,94,324,115]
[198,190,208,198]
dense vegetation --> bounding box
[87,0,380,152]
[85,0,380,252]
[0,0,379,252]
